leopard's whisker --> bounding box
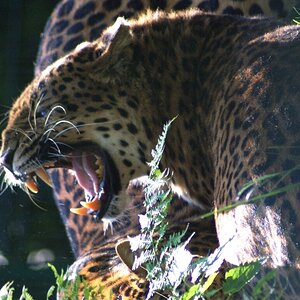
[0,104,12,110]
[33,158,44,169]
[44,105,66,128]
[27,104,35,133]
[43,128,56,140]
[52,120,80,139]
[0,169,8,193]
[0,182,9,195]
[33,93,50,130]
[0,114,9,127]
[33,94,43,130]
[47,138,62,155]
[11,128,33,141]
[49,120,119,139]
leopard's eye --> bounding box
[31,90,48,118]
[35,108,47,118]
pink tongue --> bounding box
[71,152,100,196]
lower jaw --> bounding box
[26,144,122,220]
[68,147,122,219]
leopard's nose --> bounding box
[0,148,14,173]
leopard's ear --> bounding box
[116,239,147,278]
[89,18,134,83]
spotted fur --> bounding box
[35,0,294,75]
[1,0,300,298]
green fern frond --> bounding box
[147,117,177,177]
[20,287,34,300]
[0,282,14,300]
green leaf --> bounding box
[200,272,219,293]
[20,286,33,300]
[252,269,277,297]
[147,116,177,176]
[237,172,282,197]
[0,282,14,300]
[204,288,221,298]
[48,263,68,291]
[152,169,162,179]
[223,261,261,295]
[180,283,201,300]
[46,286,55,300]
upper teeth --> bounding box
[25,177,38,193]
[70,155,104,216]
[95,157,104,180]
[36,168,52,187]
[24,154,104,217]
[25,167,52,193]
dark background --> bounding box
[0,1,73,298]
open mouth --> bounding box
[24,144,120,219]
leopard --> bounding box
[2,0,300,298]
[35,0,296,77]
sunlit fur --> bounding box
[1,0,300,298]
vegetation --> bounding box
[0,120,283,299]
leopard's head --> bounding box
[0,18,152,221]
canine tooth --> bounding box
[80,197,101,211]
[25,178,38,193]
[70,207,88,215]
[95,158,101,166]
[96,166,103,176]
[36,168,52,187]
[96,162,104,179]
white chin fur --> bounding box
[3,167,23,190]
